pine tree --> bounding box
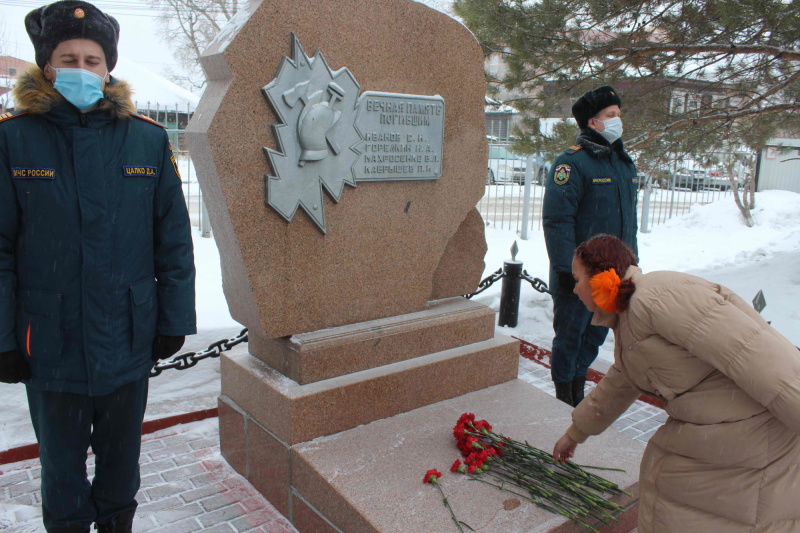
[453,0,800,186]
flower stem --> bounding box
[435,482,469,533]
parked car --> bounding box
[706,171,739,191]
[672,169,708,190]
[487,145,527,184]
[487,145,550,185]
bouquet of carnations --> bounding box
[450,412,630,530]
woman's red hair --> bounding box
[575,235,638,312]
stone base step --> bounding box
[222,378,643,532]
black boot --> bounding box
[95,508,136,533]
[554,381,574,406]
[571,376,587,406]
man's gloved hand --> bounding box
[152,335,185,362]
[558,271,576,293]
[0,349,32,384]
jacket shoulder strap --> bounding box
[129,113,167,129]
[0,111,29,124]
[565,145,583,155]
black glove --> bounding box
[0,349,32,383]
[152,335,185,362]
[558,271,576,293]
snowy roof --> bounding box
[485,95,517,113]
[113,56,201,112]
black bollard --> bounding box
[498,259,522,327]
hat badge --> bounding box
[74,8,85,19]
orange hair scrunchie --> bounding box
[589,268,620,313]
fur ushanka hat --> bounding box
[571,86,623,129]
[25,0,120,71]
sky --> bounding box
[0,0,186,81]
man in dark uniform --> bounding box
[543,85,639,407]
[0,2,196,532]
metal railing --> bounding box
[478,143,736,236]
[170,130,211,236]
[173,137,735,239]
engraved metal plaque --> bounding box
[353,93,444,181]
[262,34,445,234]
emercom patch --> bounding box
[12,168,56,179]
[554,164,571,185]
[592,177,612,184]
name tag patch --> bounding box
[592,177,612,184]
[123,166,158,177]
[12,168,56,179]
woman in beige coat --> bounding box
[552,234,800,532]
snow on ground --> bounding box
[1,190,798,452]
[485,189,800,364]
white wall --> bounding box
[758,138,800,193]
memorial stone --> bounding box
[186,0,640,531]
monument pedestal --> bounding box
[220,369,642,533]
[218,298,642,532]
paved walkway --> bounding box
[1,355,665,533]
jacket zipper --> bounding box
[80,113,87,127]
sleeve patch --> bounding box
[554,164,571,185]
[171,155,182,180]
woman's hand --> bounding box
[553,433,578,464]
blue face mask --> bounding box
[49,65,106,111]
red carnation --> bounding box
[423,469,442,484]
[451,460,462,472]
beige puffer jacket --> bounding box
[567,267,800,532]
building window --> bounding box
[8,67,16,76]
[671,95,684,115]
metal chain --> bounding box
[464,268,505,299]
[150,267,548,376]
[465,267,551,299]
[520,270,552,295]
[150,328,249,377]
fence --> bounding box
[480,143,735,235]
[175,137,734,238]
[171,130,211,236]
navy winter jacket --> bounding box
[543,129,639,281]
[0,67,196,396]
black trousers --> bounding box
[26,376,149,531]
[550,288,609,383]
